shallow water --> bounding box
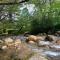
[27,41,60,60]
[50,45,60,49]
[1,35,60,60]
[18,35,60,60]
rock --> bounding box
[26,35,45,43]
[45,35,57,42]
[37,41,51,47]
[57,31,60,34]
[55,33,59,36]
[56,40,60,45]
[38,33,47,36]
[55,31,60,36]
[24,32,30,37]
[37,36,46,41]
[4,38,13,44]
[43,33,47,35]
[15,39,21,44]
[26,35,37,42]
[49,45,60,50]
[28,41,36,44]
[2,45,7,50]
[14,39,21,47]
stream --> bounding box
[0,35,60,60]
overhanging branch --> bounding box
[0,0,28,5]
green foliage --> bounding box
[0,0,21,3]
[30,0,60,34]
[0,0,60,35]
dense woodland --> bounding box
[0,0,60,35]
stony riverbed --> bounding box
[0,35,60,60]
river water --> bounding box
[1,35,60,60]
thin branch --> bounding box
[0,1,27,5]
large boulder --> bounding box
[45,35,58,42]
[26,35,45,43]
[26,35,37,42]
[37,36,46,41]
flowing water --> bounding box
[11,35,60,60]
[1,35,60,60]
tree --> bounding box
[16,7,31,33]
[0,0,29,34]
[30,0,59,34]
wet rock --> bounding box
[26,35,37,42]
[56,40,60,45]
[55,33,59,36]
[37,41,51,48]
[38,33,47,36]
[49,45,60,50]
[2,45,7,50]
[4,38,13,44]
[55,31,60,36]
[37,36,46,41]
[26,35,45,43]
[15,39,21,44]
[45,35,57,42]
[28,41,36,44]
[14,39,21,48]
[24,32,30,37]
